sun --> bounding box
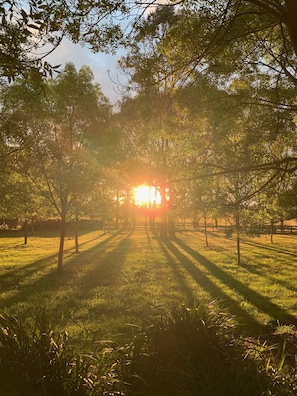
[132,184,161,207]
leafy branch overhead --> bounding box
[2,1,297,82]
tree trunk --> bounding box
[115,190,119,230]
[159,183,168,239]
[58,216,67,272]
[237,234,241,266]
[235,211,241,265]
[150,214,155,231]
[204,215,209,247]
[160,215,168,239]
[285,0,297,56]
[168,220,175,238]
[74,210,79,253]
[270,220,274,244]
[24,219,28,245]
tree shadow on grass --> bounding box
[240,260,297,295]
[0,230,126,314]
[45,230,135,322]
[172,237,297,331]
[242,238,297,258]
[0,231,121,286]
[155,237,198,304]
[155,236,265,335]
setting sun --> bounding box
[132,184,161,207]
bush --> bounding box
[0,310,97,396]
[0,304,297,395]
[118,301,271,395]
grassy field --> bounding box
[1,227,297,349]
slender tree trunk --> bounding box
[58,214,67,272]
[160,215,168,239]
[123,188,130,229]
[237,234,241,265]
[270,219,274,244]
[286,0,297,56]
[30,219,35,236]
[235,212,241,265]
[24,219,28,245]
[150,212,155,231]
[115,190,119,230]
[159,183,168,239]
[168,218,175,238]
[74,210,79,253]
[204,215,208,247]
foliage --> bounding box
[121,302,267,396]
[0,310,96,395]
[116,3,297,243]
[0,64,113,269]
[2,0,297,92]
[0,0,129,80]
[1,302,297,395]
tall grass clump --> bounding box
[0,310,92,395]
[118,302,297,396]
[0,303,297,395]
[0,309,128,396]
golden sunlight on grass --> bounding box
[1,228,297,348]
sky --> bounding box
[45,2,168,106]
[46,38,126,106]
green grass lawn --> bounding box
[1,227,297,350]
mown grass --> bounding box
[1,228,297,343]
[1,226,297,394]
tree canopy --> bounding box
[2,0,297,260]
[2,1,297,83]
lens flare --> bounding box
[133,185,161,207]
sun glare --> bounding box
[133,185,161,207]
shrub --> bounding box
[0,310,96,395]
[1,303,297,395]
[118,302,271,395]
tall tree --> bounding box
[1,64,112,270]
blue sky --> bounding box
[46,38,125,105]
[45,2,166,105]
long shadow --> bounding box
[240,261,297,295]
[65,229,110,249]
[174,237,297,328]
[46,230,134,320]
[155,238,197,304]
[0,230,121,284]
[184,230,237,254]
[0,230,124,309]
[156,237,265,334]
[242,238,297,259]
[181,231,297,291]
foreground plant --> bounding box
[115,302,297,396]
[0,310,97,395]
[0,303,297,395]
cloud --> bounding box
[46,38,124,105]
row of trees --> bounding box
[115,4,297,263]
[1,1,297,267]
[0,63,119,269]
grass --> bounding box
[1,227,297,394]
[1,228,297,343]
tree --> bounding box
[2,0,297,90]
[0,0,130,80]
[120,2,297,175]
[118,6,197,238]
[145,1,297,86]
[1,64,112,270]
